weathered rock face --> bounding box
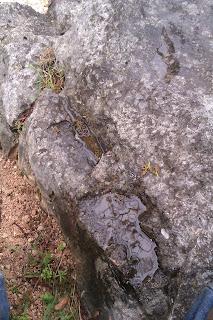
[79,193,158,287]
[0,0,213,319]
[18,90,165,319]
[0,4,56,154]
[49,1,213,316]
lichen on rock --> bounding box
[79,193,158,287]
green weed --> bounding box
[41,265,54,282]
[42,252,53,267]
[11,286,20,294]
[12,314,30,320]
[41,293,55,305]
[58,270,67,284]
[20,246,81,320]
[57,242,66,253]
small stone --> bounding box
[22,215,30,223]
[37,225,44,232]
[161,228,169,240]
[31,249,38,257]
[31,209,37,216]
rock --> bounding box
[18,90,97,199]
[79,193,158,287]
[31,249,38,257]
[18,90,162,319]
[0,0,212,319]
[0,112,17,156]
[49,0,213,317]
[0,3,56,155]
[37,225,44,232]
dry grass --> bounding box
[36,48,65,94]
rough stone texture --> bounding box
[0,3,56,154]
[18,90,97,198]
[0,0,213,319]
[50,0,213,318]
[0,0,49,14]
[18,90,160,319]
[79,193,158,287]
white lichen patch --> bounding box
[0,0,49,13]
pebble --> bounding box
[22,215,30,223]
[31,249,38,257]
[161,228,170,240]
[37,225,44,232]
[2,233,8,239]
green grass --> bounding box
[19,248,80,320]
[12,315,30,320]
[11,286,20,295]
[11,242,81,320]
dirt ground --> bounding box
[0,152,81,320]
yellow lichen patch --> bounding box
[141,161,160,177]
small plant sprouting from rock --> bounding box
[36,48,65,93]
[13,119,24,134]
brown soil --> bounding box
[0,152,80,319]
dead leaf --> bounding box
[54,296,69,311]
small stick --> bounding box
[12,222,28,237]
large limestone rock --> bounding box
[19,90,164,319]
[50,0,213,317]
[0,0,212,319]
[49,1,213,314]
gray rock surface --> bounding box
[79,193,158,287]
[0,0,212,319]
[19,90,97,198]
[50,0,213,318]
[0,3,56,154]
[50,1,213,316]
[18,90,161,319]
